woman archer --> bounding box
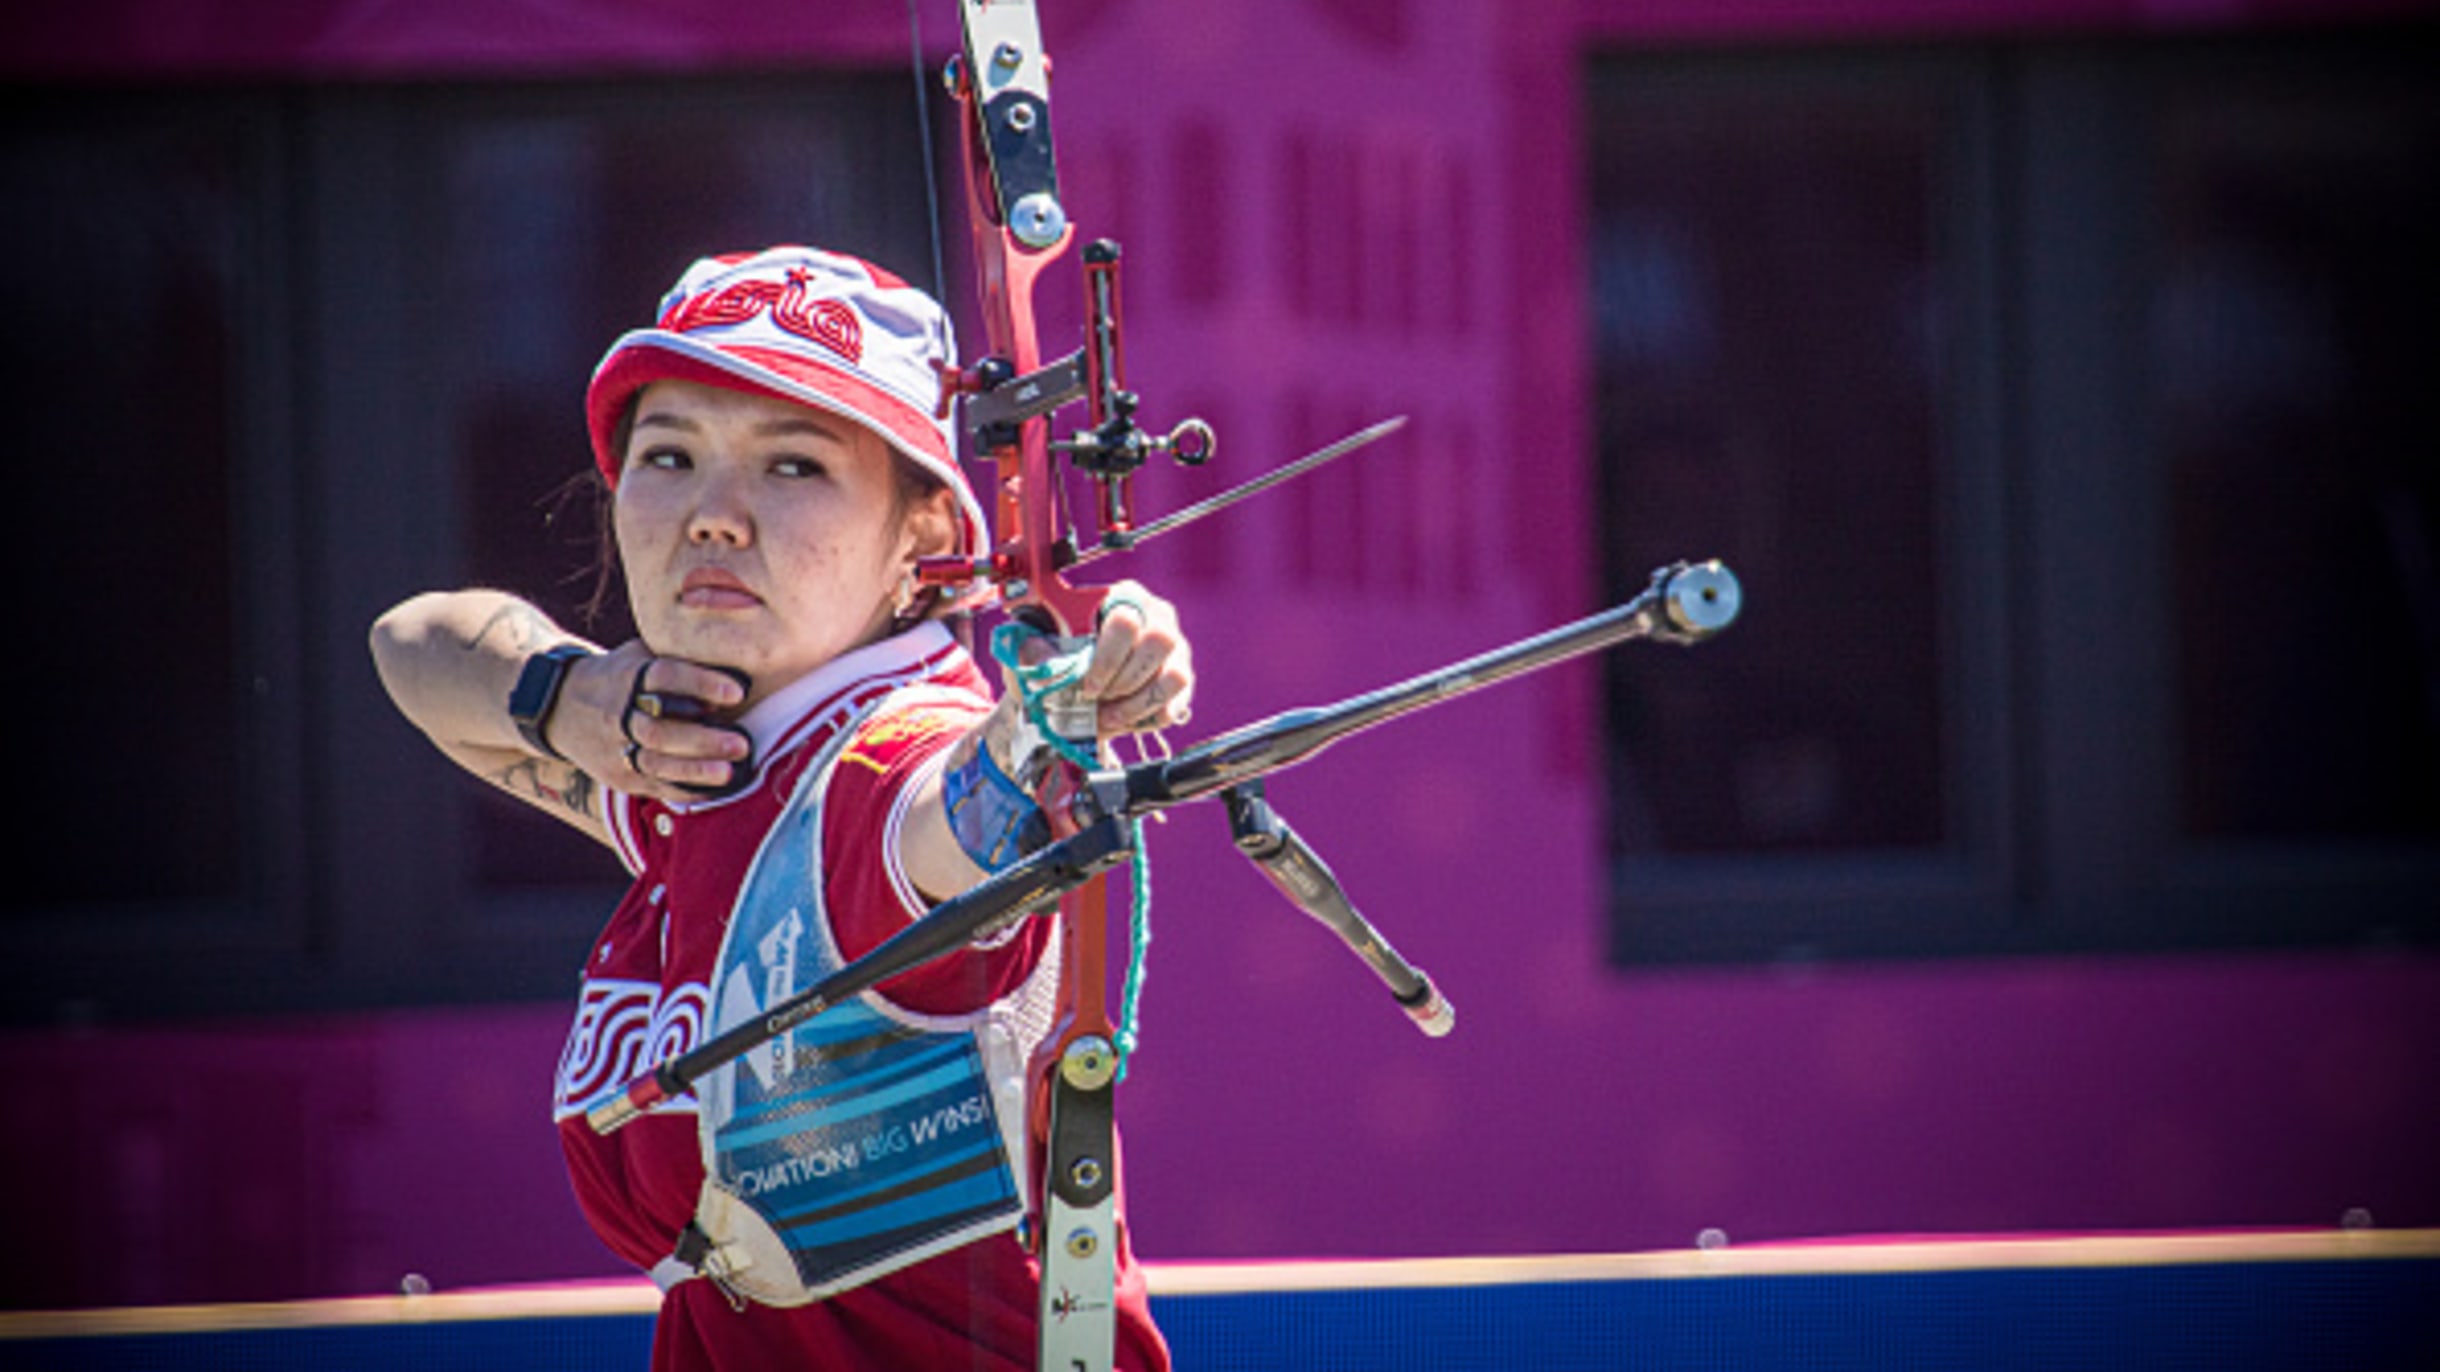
[373,246,1181,1370]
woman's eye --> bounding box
[634,446,691,472]
[771,456,827,479]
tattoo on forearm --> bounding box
[461,601,557,657]
[559,767,598,818]
[492,756,597,818]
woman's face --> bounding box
[612,379,949,699]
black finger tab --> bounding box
[672,723,757,801]
[636,665,754,725]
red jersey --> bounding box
[551,624,1168,1370]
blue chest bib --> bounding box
[692,711,1040,1304]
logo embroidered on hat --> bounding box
[657,267,865,367]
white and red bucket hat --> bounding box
[586,246,989,558]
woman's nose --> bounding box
[686,467,754,547]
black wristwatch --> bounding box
[507,643,593,760]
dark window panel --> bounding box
[0,101,247,910]
[1588,72,1956,858]
[2155,59,2440,844]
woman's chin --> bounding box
[647,617,764,669]
[644,609,881,689]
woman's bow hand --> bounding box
[1078,581,1195,737]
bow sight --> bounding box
[930,239,1220,575]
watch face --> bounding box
[510,652,554,718]
[512,645,588,756]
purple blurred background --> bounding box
[5,0,2435,1310]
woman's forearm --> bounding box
[370,590,596,757]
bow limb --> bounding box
[948,8,1124,1369]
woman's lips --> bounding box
[679,566,762,611]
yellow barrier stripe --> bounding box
[5,1229,2433,1341]
[1143,1228,2440,1295]
[0,1281,662,1341]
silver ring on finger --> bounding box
[1096,589,1151,630]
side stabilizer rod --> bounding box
[1224,781,1454,1037]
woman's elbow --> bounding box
[368,592,457,697]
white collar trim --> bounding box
[732,620,959,762]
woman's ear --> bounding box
[898,486,961,566]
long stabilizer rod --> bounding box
[1122,560,1740,812]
